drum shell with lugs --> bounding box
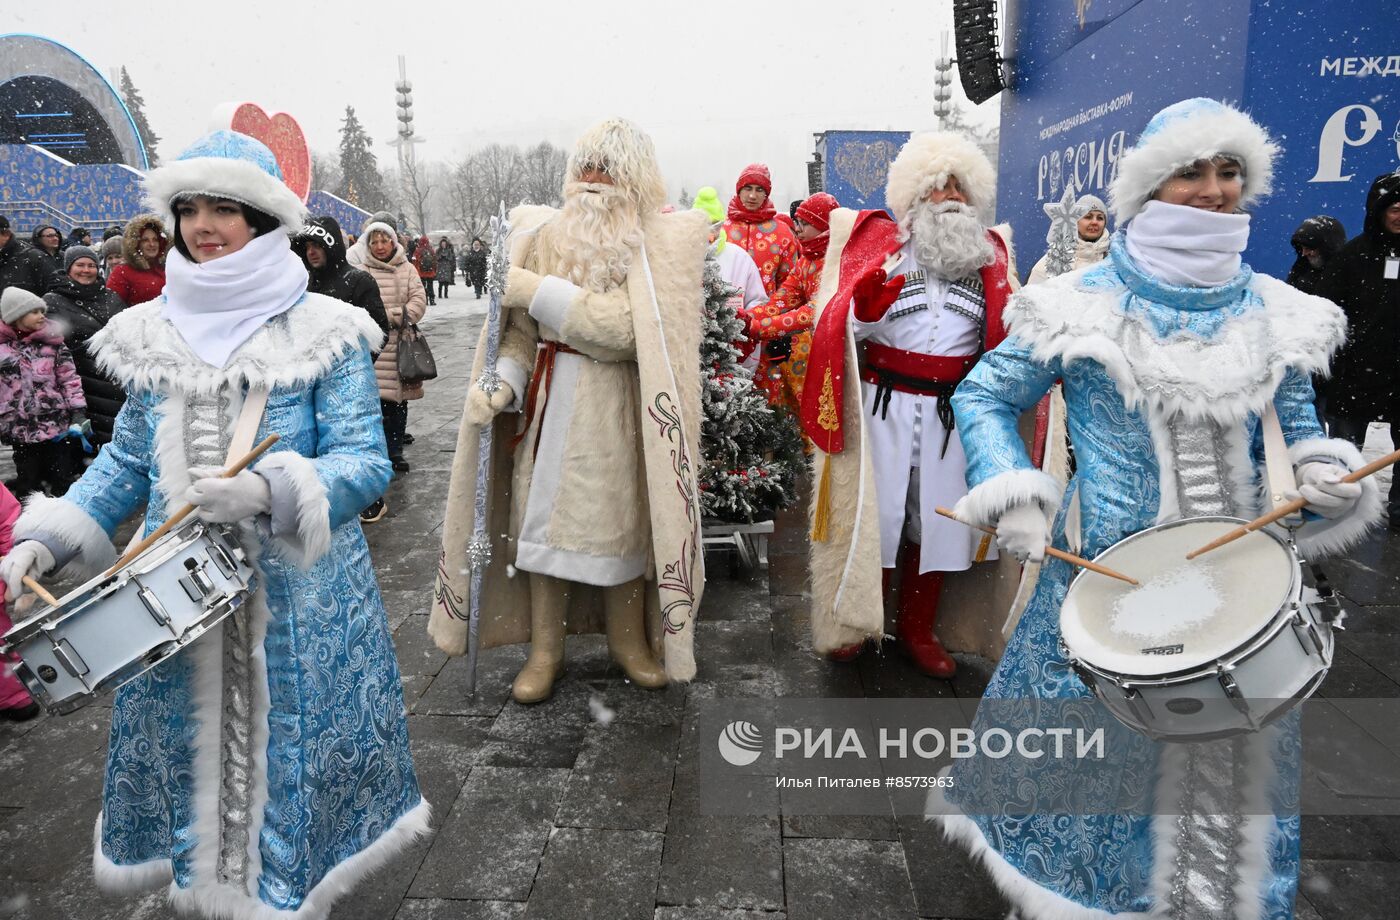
[1060,516,1336,742]
[0,523,255,715]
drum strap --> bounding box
[1260,403,1297,517]
[116,386,272,558]
[226,386,270,468]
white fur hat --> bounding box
[1108,98,1279,223]
[884,131,996,223]
[143,130,308,233]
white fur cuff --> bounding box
[1287,437,1383,558]
[953,468,1064,528]
[256,452,332,570]
[1287,436,1363,472]
[497,356,529,413]
[528,275,581,333]
[14,495,115,579]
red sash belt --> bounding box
[860,342,978,458]
[511,339,583,456]
[859,341,977,394]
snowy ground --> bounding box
[0,291,1397,919]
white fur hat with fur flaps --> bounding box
[884,131,996,224]
[1108,98,1279,224]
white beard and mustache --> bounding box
[545,181,645,293]
[902,200,995,281]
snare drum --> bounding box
[1060,516,1334,742]
[1,522,254,714]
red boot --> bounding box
[895,543,956,679]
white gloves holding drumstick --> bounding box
[1291,462,1362,519]
[995,503,1053,563]
[1,542,55,601]
[183,468,271,523]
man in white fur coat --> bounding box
[428,118,708,704]
[801,131,1018,679]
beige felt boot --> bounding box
[604,577,667,689]
[512,574,569,704]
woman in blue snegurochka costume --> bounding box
[934,99,1383,920]
[0,131,427,920]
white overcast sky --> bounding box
[8,0,997,205]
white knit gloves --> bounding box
[1293,462,1362,519]
[995,504,1052,563]
[184,469,272,524]
[1,541,55,601]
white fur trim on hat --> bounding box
[143,157,308,233]
[1109,98,1279,224]
[884,131,996,223]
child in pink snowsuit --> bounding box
[0,481,38,720]
[0,288,86,498]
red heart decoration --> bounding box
[229,103,311,203]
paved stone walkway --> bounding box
[0,293,1397,919]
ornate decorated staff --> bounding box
[1041,184,1080,279]
[465,201,511,696]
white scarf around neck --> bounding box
[162,230,308,368]
[1124,200,1251,288]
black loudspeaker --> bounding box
[952,0,1006,105]
[807,156,824,195]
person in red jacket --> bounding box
[723,163,799,297]
[412,233,437,306]
[104,214,167,305]
[746,192,839,412]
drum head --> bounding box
[1061,518,1296,677]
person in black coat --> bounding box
[42,245,128,445]
[0,215,62,297]
[1317,171,1400,527]
[463,237,488,298]
[1286,215,1347,296]
[29,225,64,271]
[435,238,456,300]
[292,215,391,340]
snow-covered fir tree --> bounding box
[335,106,390,211]
[118,67,160,165]
[699,252,804,523]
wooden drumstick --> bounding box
[1186,446,1400,560]
[21,576,59,607]
[102,434,281,578]
[934,507,1139,586]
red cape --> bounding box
[799,210,1011,453]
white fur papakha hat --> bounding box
[142,130,308,233]
[884,130,996,223]
[1108,98,1279,223]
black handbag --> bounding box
[395,306,438,383]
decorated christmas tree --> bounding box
[699,253,805,523]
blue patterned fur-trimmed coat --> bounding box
[14,295,427,920]
[935,235,1383,920]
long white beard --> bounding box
[546,182,644,293]
[904,201,994,280]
